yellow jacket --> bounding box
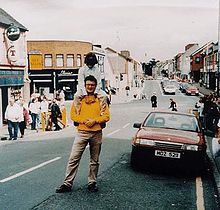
[70,95,110,131]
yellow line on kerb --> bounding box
[196,176,205,210]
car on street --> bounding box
[163,84,176,94]
[185,85,199,96]
[131,111,206,172]
[180,82,190,93]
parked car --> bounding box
[131,111,206,173]
[185,85,199,96]
[163,84,176,95]
[180,83,190,93]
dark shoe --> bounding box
[56,184,71,193]
[88,183,98,192]
[8,137,12,140]
[73,121,79,126]
[13,138,17,140]
[100,122,106,128]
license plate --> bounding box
[155,150,181,159]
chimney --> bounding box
[120,50,130,57]
[185,44,197,51]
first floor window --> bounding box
[56,54,64,67]
[44,54,52,67]
[67,54,74,67]
[77,54,81,67]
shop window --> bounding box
[44,54,52,67]
[67,54,74,67]
[56,54,64,67]
[77,54,81,67]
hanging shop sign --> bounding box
[6,25,21,41]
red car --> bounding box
[185,85,199,96]
[131,111,206,172]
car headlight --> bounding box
[185,145,198,151]
[139,139,155,146]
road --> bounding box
[0,80,219,210]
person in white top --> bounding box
[5,98,23,140]
[29,97,41,131]
[40,96,49,131]
[73,52,107,116]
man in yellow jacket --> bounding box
[56,75,110,193]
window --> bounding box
[44,54,52,67]
[56,54,64,67]
[67,54,74,67]
[77,54,81,67]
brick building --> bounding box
[0,8,28,126]
[27,40,92,99]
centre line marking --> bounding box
[106,129,121,137]
[0,157,61,183]
[196,176,205,210]
[123,123,130,128]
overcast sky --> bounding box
[0,0,219,61]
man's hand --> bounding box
[85,118,96,127]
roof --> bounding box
[0,8,28,31]
[190,41,213,56]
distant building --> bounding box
[0,8,28,126]
[201,42,218,90]
[179,43,199,81]
[27,40,92,100]
[190,42,212,83]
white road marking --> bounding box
[196,176,205,210]
[106,129,121,137]
[0,157,61,183]
[123,123,130,128]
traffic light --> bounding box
[120,73,123,81]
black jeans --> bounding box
[8,120,19,139]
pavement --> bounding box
[193,82,220,201]
[1,84,220,202]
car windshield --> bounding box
[165,85,175,89]
[143,112,199,132]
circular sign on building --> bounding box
[6,25,20,41]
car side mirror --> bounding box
[133,123,142,128]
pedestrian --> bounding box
[56,75,110,193]
[40,96,49,131]
[73,52,107,117]
[50,98,62,131]
[125,85,130,97]
[29,97,41,131]
[4,98,23,140]
[195,97,205,127]
[150,92,157,109]
[19,100,29,138]
[169,98,177,111]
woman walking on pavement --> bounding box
[150,92,157,110]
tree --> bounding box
[142,58,159,76]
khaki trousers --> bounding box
[64,130,102,187]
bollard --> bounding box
[41,112,46,131]
[61,107,67,128]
